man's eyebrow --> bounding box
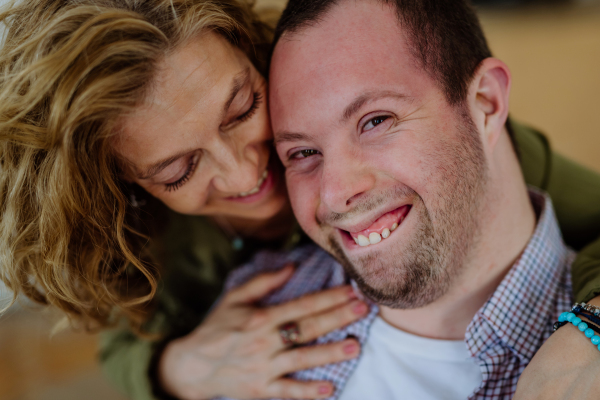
[274,131,313,145]
[223,67,251,116]
[274,91,410,145]
[135,149,195,180]
[342,91,411,123]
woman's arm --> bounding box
[98,212,367,400]
[513,120,600,399]
[158,267,367,400]
[513,295,600,400]
[99,328,157,399]
[514,120,600,300]
[99,268,367,400]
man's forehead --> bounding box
[269,0,430,134]
[272,0,405,71]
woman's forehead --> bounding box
[149,33,248,105]
[113,32,255,172]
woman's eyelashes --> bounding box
[227,91,262,126]
[162,90,262,193]
[165,154,200,192]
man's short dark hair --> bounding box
[272,0,518,149]
[274,0,490,105]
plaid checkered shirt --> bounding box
[218,191,574,400]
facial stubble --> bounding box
[326,111,487,309]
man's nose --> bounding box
[319,147,375,214]
[211,138,260,194]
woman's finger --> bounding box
[272,338,360,376]
[268,285,357,325]
[224,264,295,305]
[295,300,369,343]
[266,378,335,399]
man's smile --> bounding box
[334,204,412,250]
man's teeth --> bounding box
[356,235,369,246]
[369,232,381,244]
[353,218,401,247]
[237,170,268,197]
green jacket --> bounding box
[99,122,600,400]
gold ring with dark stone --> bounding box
[278,322,301,346]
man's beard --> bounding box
[325,110,487,309]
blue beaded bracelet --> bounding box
[557,312,600,349]
[572,305,600,326]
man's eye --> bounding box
[291,149,320,159]
[364,115,390,131]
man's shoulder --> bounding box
[224,244,347,306]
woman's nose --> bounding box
[210,139,261,194]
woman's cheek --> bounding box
[144,183,208,215]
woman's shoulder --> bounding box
[159,211,233,266]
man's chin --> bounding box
[326,232,451,309]
[352,271,450,309]
[345,262,449,309]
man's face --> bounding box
[270,0,489,308]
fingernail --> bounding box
[347,286,358,299]
[318,385,332,394]
[353,302,367,315]
[343,342,358,354]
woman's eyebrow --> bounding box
[223,67,251,116]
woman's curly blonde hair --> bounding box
[0,0,272,332]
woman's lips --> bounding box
[225,168,275,204]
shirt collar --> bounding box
[468,190,572,360]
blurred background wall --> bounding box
[1,0,599,399]
[480,3,600,172]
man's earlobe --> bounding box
[470,58,511,150]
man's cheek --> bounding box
[287,176,321,237]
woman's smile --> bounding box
[114,32,288,221]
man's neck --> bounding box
[379,134,536,340]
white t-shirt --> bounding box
[338,316,483,400]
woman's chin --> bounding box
[224,190,290,222]
[217,163,290,221]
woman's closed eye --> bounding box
[164,153,200,192]
[236,91,262,124]
[223,91,263,128]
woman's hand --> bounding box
[158,265,368,400]
[514,297,600,399]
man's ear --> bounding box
[468,57,511,151]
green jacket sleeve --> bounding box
[98,211,304,399]
[99,329,156,399]
[514,121,600,302]
[98,213,237,400]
